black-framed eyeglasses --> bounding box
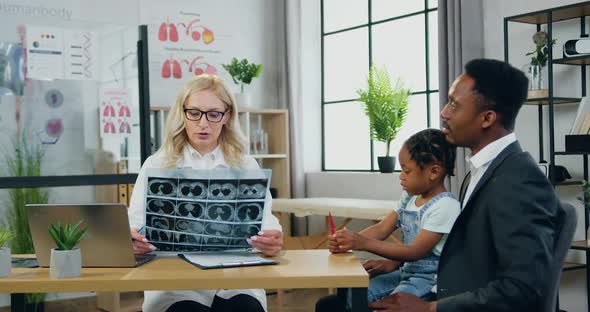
[183,108,229,123]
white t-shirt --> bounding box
[394,194,460,256]
[128,144,281,312]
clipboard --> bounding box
[178,252,277,270]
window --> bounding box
[321,0,439,171]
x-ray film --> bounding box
[143,168,271,253]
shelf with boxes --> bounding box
[505,1,590,310]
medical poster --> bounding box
[99,88,132,138]
[143,168,271,253]
[26,25,97,81]
[26,26,65,80]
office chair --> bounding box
[545,202,577,312]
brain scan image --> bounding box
[232,224,261,238]
[146,228,173,243]
[176,201,204,218]
[174,232,201,245]
[146,214,174,230]
[147,198,176,215]
[204,222,232,236]
[202,236,228,246]
[235,202,263,222]
[208,181,237,200]
[151,242,173,252]
[175,219,205,233]
[237,179,268,199]
[178,180,208,199]
[147,178,177,197]
[206,203,235,221]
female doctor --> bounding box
[128,74,283,312]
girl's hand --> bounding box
[328,233,346,253]
[334,227,367,251]
[363,259,402,277]
[131,227,156,255]
[248,230,283,257]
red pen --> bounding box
[328,212,335,235]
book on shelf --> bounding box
[571,97,590,134]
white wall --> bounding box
[484,1,586,311]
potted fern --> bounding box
[221,57,263,107]
[357,65,411,173]
[48,220,87,278]
[0,227,15,277]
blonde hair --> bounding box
[158,74,247,168]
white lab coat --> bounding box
[128,144,281,312]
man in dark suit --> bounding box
[368,59,562,311]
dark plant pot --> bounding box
[11,294,45,312]
[377,156,396,173]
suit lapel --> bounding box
[461,141,522,210]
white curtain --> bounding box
[438,0,484,196]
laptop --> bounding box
[26,203,155,267]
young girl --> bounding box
[327,128,460,306]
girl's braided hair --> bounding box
[403,129,456,176]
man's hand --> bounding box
[131,227,155,255]
[363,259,402,277]
[248,229,283,256]
[368,293,436,312]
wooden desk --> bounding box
[7,250,370,312]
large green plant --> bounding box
[3,134,47,307]
[5,134,48,254]
[357,66,411,157]
[221,57,263,93]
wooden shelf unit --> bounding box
[150,106,292,198]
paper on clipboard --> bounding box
[179,251,277,269]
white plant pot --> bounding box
[50,248,81,278]
[234,92,251,107]
[0,248,11,277]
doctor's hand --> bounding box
[363,259,402,277]
[131,227,156,255]
[248,229,283,257]
[368,293,436,312]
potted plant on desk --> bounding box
[222,57,263,107]
[48,220,87,278]
[357,65,411,173]
[0,227,15,277]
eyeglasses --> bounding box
[183,108,228,123]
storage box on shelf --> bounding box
[505,1,590,310]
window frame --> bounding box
[320,0,439,172]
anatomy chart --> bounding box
[146,4,229,107]
[99,88,132,138]
[144,168,271,253]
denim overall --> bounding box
[363,192,454,303]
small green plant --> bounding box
[0,227,15,249]
[526,31,557,67]
[578,180,590,215]
[221,57,263,93]
[357,65,412,157]
[48,221,87,250]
